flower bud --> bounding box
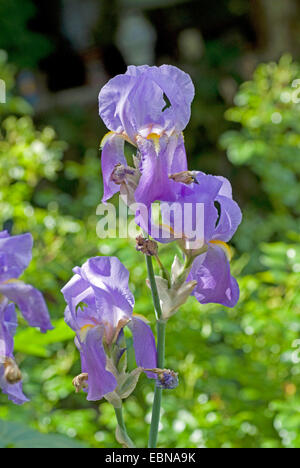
[144,368,179,390]
[4,358,22,384]
[157,369,179,390]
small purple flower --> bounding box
[62,256,157,401]
[0,230,52,404]
[99,65,194,206]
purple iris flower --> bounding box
[99,65,194,206]
[0,299,29,405]
[0,231,53,333]
[145,172,242,307]
[183,173,242,307]
[62,256,157,401]
[0,230,52,404]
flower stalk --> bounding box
[114,405,135,448]
[146,255,167,448]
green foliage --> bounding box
[0,50,32,116]
[220,55,300,252]
[0,419,86,448]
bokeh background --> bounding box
[1,0,300,448]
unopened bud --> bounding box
[136,236,158,257]
[72,373,88,393]
[157,369,179,389]
[169,171,197,185]
[144,368,179,390]
[4,358,22,384]
[110,164,135,185]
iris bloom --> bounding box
[0,230,52,404]
[183,173,242,307]
[62,256,157,401]
[0,231,52,332]
[99,65,195,206]
[146,172,242,307]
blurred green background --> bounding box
[1,0,300,448]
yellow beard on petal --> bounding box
[147,133,161,153]
[209,240,232,261]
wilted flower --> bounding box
[99,65,195,206]
[62,256,157,401]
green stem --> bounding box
[146,255,163,320]
[146,255,167,448]
[114,405,135,448]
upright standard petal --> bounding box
[147,65,195,132]
[80,257,135,312]
[128,317,157,378]
[0,282,53,333]
[76,327,117,401]
[99,74,134,135]
[188,245,239,308]
[61,270,93,321]
[99,65,195,138]
[0,232,33,282]
[99,73,165,141]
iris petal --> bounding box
[101,133,127,203]
[0,281,53,333]
[76,327,117,401]
[128,317,157,379]
[0,232,33,283]
[188,245,239,307]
